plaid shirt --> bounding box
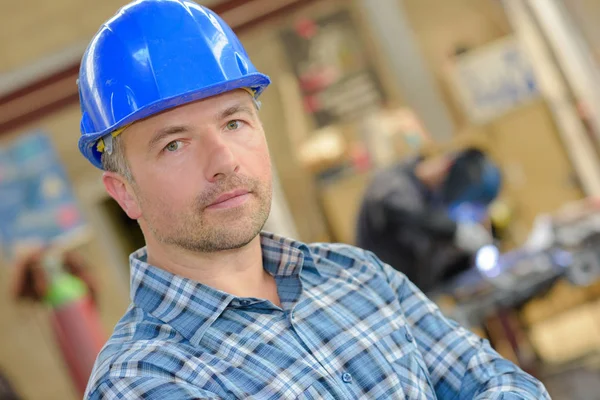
[86,233,548,399]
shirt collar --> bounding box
[129,232,317,345]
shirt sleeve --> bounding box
[87,377,221,400]
[367,251,550,400]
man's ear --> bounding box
[102,172,142,220]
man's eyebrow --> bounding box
[217,104,254,120]
[146,103,254,150]
[147,125,190,150]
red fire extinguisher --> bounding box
[12,249,107,397]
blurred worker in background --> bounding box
[77,1,546,398]
[357,147,502,293]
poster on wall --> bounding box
[0,132,87,260]
[280,9,386,128]
[447,36,540,124]
[0,146,21,257]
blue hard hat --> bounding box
[77,0,271,169]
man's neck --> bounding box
[144,235,280,305]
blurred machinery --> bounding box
[435,197,600,379]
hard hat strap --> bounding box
[96,125,128,154]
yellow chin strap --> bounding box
[96,125,128,154]
[95,87,259,154]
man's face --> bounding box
[111,90,272,252]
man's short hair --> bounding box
[101,134,132,181]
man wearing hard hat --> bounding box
[79,1,548,399]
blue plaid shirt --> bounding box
[86,233,548,399]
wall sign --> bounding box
[0,132,86,259]
[448,36,539,124]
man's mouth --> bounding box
[206,189,251,210]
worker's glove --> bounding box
[454,222,494,254]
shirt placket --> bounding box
[287,302,358,399]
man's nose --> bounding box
[203,134,240,182]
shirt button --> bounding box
[405,331,414,342]
[240,300,251,306]
[341,372,353,383]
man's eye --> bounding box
[164,141,182,152]
[225,120,244,131]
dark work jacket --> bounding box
[356,160,471,293]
